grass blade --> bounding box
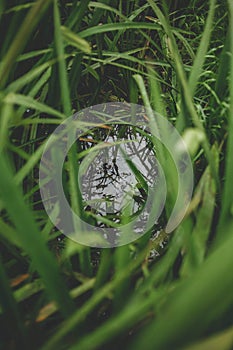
[61,26,91,54]
[188,0,216,96]
[0,153,74,318]
[4,93,65,118]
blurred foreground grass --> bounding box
[0,1,233,349]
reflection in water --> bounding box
[79,124,159,226]
[40,102,173,250]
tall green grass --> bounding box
[0,1,232,349]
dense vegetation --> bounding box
[0,0,233,349]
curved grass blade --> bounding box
[188,0,216,96]
[53,1,92,276]
[61,26,91,54]
[79,22,161,39]
[0,153,74,318]
[4,93,65,118]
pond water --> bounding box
[79,124,158,222]
[40,103,174,248]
